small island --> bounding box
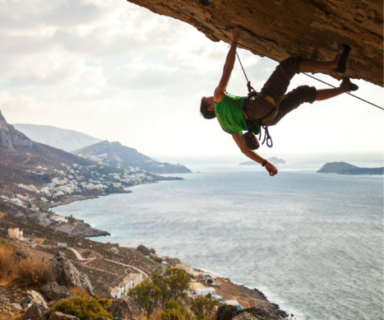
[240,157,286,166]
[317,162,383,175]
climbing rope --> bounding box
[212,23,384,111]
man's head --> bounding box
[200,96,216,119]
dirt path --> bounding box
[68,248,87,261]
[104,259,149,278]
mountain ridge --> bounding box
[13,123,103,152]
[73,140,191,174]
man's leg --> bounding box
[264,79,354,126]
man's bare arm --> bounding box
[214,27,242,102]
[232,132,278,176]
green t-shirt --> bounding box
[214,93,259,135]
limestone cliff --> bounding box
[127,0,383,86]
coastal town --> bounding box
[2,219,285,319]
[1,162,154,211]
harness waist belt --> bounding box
[260,93,276,106]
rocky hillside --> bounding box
[73,141,191,174]
[126,0,383,86]
[0,110,92,170]
[0,211,285,320]
[13,124,102,152]
[317,162,383,174]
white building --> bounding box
[8,227,23,240]
[57,243,67,248]
[123,273,143,292]
[110,284,125,298]
[195,287,216,296]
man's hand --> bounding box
[265,162,278,177]
[232,26,242,42]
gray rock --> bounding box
[216,305,238,320]
[10,303,22,311]
[41,281,75,302]
[234,310,269,320]
[50,252,93,295]
[0,294,10,302]
[24,302,46,320]
[49,311,80,320]
[217,306,269,320]
[26,290,48,309]
[109,297,142,319]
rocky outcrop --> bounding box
[24,302,47,320]
[109,297,142,319]
[49,312,80,320]
[40,282,76,302]
[126,0,383,86]
[50,252,94,295]
[216,306,270,320]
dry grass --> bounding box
[0,242,17,281]
[69,286,90,298]
[18,257,56,286]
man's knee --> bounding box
[294,85,317,104]
[279,56,303,75]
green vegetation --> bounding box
[65,214,76,224]
[190,295,219,320]
[129,267,192,316]
[46,296,112,320]
[129,279,161,316]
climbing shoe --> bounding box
[335,44,351,73]
[341,77,359,92]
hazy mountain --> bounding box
[73,140,191,174]
[13,124,102,152]
[0,110,92,186]
[317,162,383,175]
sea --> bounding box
[53,153,384,320]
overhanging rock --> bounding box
[127,0,383,87]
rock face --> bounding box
[126,0,383,86]
[24,302,47,320]
[216,306,269,320]
[49,311,80,320]
[50,252,94,295]
[41,281,76,302]
[109,297,142,319]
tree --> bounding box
[164,267,191,302]
[150,248,156,254]
[65,215,76,224]
[137,244,146,251]
[151,273,171,310]
[128,279,161,316]
[191,295,219,320]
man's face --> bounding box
[205,96,215,111]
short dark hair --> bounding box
[200,97,216,119]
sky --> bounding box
[0,0,383,159]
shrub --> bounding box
[18,258,56,286]
[46,296,112,320]
[0,239,19,253]
[206,279,213,284]
[0,245,17,281]
[137,244,146,251]
[154,257,163,264]
[69,287,90,298]
[191,295,219,320]
[98,298,112,308]
[161,308,182,320]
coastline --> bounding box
[47,177,183,238]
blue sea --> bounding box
[53,153,383,320]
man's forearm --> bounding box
[224,43,237,72]
[243,149,265,164]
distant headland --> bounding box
[317,162,383,175]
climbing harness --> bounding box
[235,50,275,149]
[211,23,384,112]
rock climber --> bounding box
[200,26,358,177]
